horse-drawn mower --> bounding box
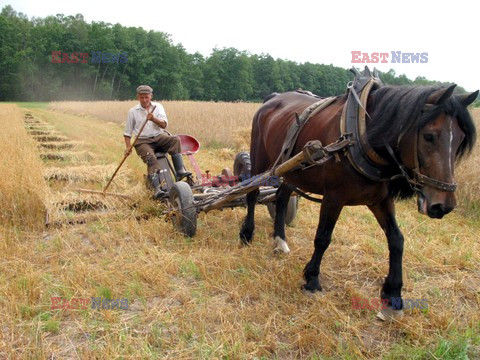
[149,134,299,237]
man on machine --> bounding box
[124,85,191,198]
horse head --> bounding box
[397,86,478,219]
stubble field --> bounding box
[0,101,479,359]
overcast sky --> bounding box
[5,0,479,92]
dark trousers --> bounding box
[134,133,181,174]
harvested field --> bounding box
[32,134,70,142]
[1,102,479,359]
[28,129,56,135]
[40,150,93,162]
[43,164,130,183]
[39,141,80,150]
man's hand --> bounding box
[148,113,167,129]
[124,136,132,156]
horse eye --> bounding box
[423,133,435,142]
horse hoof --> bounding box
[240,238,252,246]
[239,230,253,245]
[377,308,404,322]
[273,236,290,254]
[301,280,322,293]
[301,286,322,296]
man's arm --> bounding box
[148,114,167,128]
[124,135,132,156]
[147,104,168,128]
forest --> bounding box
[0,5,463,102]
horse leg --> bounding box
[303,198,343,292]
[239,188,260,245]
[368,197,404,316]
[273,183,293,253]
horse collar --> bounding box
[340,73,391,182]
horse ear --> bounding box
[457,90,479,107]
[350,67,361,77]
[427,84,457,105]
[362,66,372,77]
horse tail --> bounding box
[263,92,279,103]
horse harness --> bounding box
[277,67,457,202]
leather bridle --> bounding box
[385,125,458,193]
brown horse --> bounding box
[240,82,478,313]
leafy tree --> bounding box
[0,6,459,102]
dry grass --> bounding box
[0,103,479,358]
[44,191,133,227]
[43,164,130,184]
[40,150,93,162]
[32,134,70,142]
[0,105,47,228]
[28,129,57,136]
[49,100,259,149]
[39,141,81,150]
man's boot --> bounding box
[171,153,192,181]
[148,172,166,199]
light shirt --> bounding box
[123,101,168,138]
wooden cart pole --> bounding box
[201,149,310,212]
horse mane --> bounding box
[364,85,477,199]
[263,93,279,103]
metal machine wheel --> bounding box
[170,181,197,237]
[233,152,251,182]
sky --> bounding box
[4,0,479,92]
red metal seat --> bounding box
[178,134,200,154]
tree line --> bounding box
[0,5,466,102]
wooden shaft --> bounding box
[102,153,130,193]
[202,186,253,212]
[200,151,307,212]
[273,150,306,177]
[102,105,156,193]
[198,145,311,213]
[201,172,273,212]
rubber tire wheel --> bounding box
[233,152,251,182]
[170,181,197,237]
[267,196,299,226]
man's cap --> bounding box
[136,85,153,94]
